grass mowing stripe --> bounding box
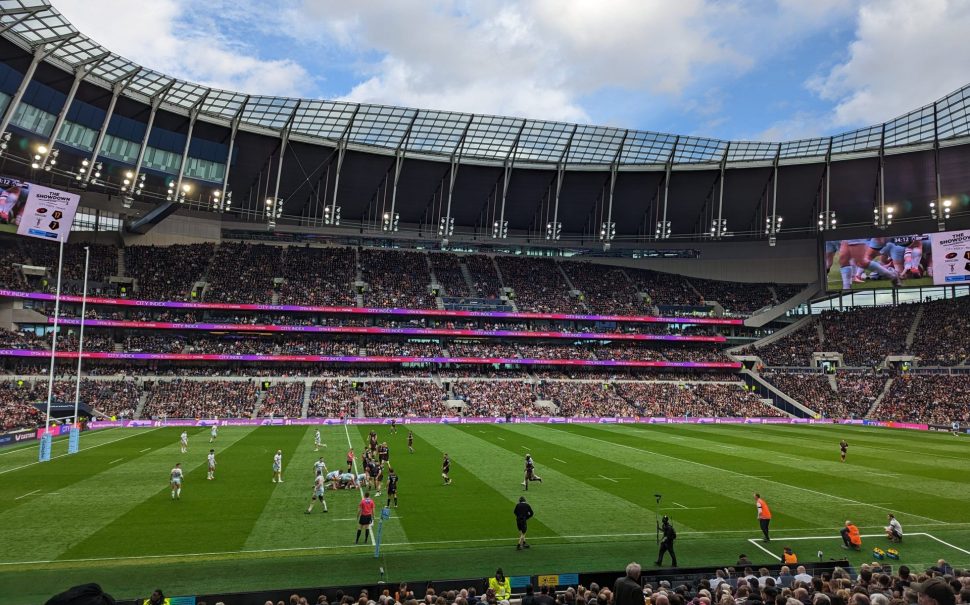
[479,423,710,533]
[430,425,654,539]
[386,425,558,545]
[577,424,948,525]
[54,427,261,560]
[242,426,384,553]
[630,424,970,498]
[620,423,970,516]
[500,423,823,532]
[0,427,130,475]
[736,424,970,460]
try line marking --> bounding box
[572,426,947,524]
[2,524,967,568]
[746,532,970,559]
[14,489,40,500]
[0,428,160,476]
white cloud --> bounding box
[49,0,311,96]
[274,0,750,123]
[810,0,970,127]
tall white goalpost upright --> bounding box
[68,245,90,454]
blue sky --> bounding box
[52,0,970,142]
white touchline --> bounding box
[140,448,152,453]
[575,427,948,524]
[343,423,376,547]
[597,475,618,483]
[1,526,967,567]
[747,532,970,558]
[108,458,124,465]
[0,428,161,476]
[14,489,40,500]
[553,458,567,463]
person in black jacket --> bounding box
[613,562,645,605]
[514,496,534,550]
[655,516,677,567]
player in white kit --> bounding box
[313,429,325,451]
[179,431,188,454]
[313,457,327,477]
[170,463,183,500]
[306,472,329,513]
[209,424,218,443]
[272,449,283,483]
[207,449,216,480]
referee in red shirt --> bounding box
[356,492,375,544]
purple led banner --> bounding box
[0,289,744,325]
[52,317,727,343]
[0,348,742,369]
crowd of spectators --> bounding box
[125,334,185,353]
[753,322,822,367]
[821,306,917,367]
[625,267,698,308]
[878,373,970,423]
[561,262,645,315]
[142,379,259,418]
[306,380,358,417]
[762,370,883,419]
[260,382,305,417]
[910,297,970,366]
[451,380,540,416]
[494,256,577,314]
[0,380,41,430]
[205,242,282,304]
[279,245,357,306]
[689,277,780,315]
[430,253,472,297]
[539,381,638,416]
[361,249,432,309]
[463,254,504,298]
[125,243,215,301]
[362,380,447,417]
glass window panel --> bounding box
[11,101,55,136]
[184,156,225,182]
[100,134,140,164]
[59,120,97,151]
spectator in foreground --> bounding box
[45,584,116,605]
[614,562,645,605]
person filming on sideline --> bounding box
[655,515,678,567]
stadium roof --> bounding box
[2,0,970,171]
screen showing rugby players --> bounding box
[824,229,970,291]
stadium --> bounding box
[0,1,969,604]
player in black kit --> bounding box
[386,467,399,508]
[441,453,452,485]
[522,454,542,490]
[840,439,848,462]
[408,430,414,454]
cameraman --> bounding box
[655,515,678,567]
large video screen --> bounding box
[825,230,970,291]
[0,177,29,234]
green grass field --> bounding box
[2,423,969,605]
[825,261,933,291]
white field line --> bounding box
[14,489,40,500]
[553,458,567,463]
[597,475,617,483]
[576,428,948,524]
[343,423,376,547]
[140,448,152,453]
[108,458,124,465]
[668,502,717,510]
[521,446,530,450]
[497,437,505,441]
[748,532,970,558]
[0,428,160,476]
[0,427,120,457]
[1,525,967,568]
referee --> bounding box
[514,496,534,550]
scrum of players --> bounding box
[827,236,933,290]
